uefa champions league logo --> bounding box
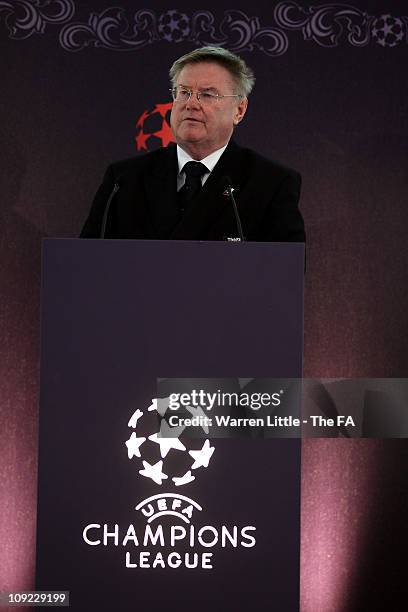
[82,396,257,569]
[125,397,215,487]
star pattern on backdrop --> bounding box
[153,102,172,118]
[153,120,175,147]
[136,109,149,128]
[135,129,150,151]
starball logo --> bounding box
[82,397,257,570]
[135,103,175,152]
[125,398,215,487]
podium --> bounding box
[37,239,304,611]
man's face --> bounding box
[170,61,248,159]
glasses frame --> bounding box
[170,86,242,104]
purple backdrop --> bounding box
[1,1,407,610]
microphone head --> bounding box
[221,175,233,196]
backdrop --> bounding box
[1,1,407,610]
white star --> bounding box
[148,420,186,458]
[173,471,195,486]
[148,397,171,416]
[125,432,146,458]
[189,439,215,470]
[139,460,168,485]
[128,409,143,428]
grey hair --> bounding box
[169,46,255,97]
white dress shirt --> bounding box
[176,144,228,191]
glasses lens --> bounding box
[198,92,217,105]
[171,88,220,104]
[173,87,191,102]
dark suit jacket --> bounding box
[80,140,305,242]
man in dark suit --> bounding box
[81,46,304,242]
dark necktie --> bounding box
[178,161,208,215]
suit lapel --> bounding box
[170,140,247,240]
[143,145,179,238]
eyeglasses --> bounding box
[170,86,242,106]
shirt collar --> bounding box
[177,143,229,175]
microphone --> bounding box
[221,176,245,241]
[100,181,120,239]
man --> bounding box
[81,46,305,242]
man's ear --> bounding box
[233,97,248,125]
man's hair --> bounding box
[169,46,255,97]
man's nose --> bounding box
[186,92,201,110]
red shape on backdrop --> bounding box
[135,102,175,151]
[135,129,150,151]
[136,109,150,128]
[154,102,173,118]
[153,119,175,148]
